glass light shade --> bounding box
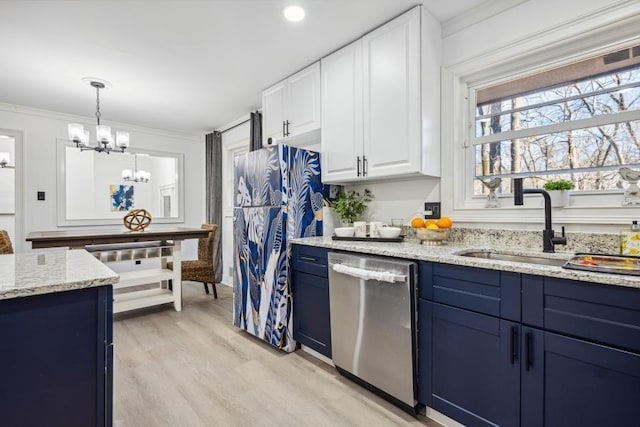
[115,131,130,148]
[122,169,133,180]
[96,125,112,144]
[0,152,10,166]
[81,130,91,147]
[68,123,85,143]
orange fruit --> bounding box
[436,216,453,229]
[426,223,440,230]
[411,217,425,228]
[424,219,437,227]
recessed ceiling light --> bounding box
[283,5,305,22]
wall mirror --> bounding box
[56,138,184,226]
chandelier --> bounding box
[122,154,151,183]
[67,79,129,154]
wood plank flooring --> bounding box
[113,283,441,427]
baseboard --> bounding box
[218,280,232,288]
[426,407,465,427]
[300,345,334,366]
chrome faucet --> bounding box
[513,178,567,253]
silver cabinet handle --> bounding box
[299,256,317,262]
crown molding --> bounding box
[441,0,528,38]
[0,102,203,143]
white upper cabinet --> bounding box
[362,8,421,179]
[262,62,321,146]
[320,6,441,183]
[262,81,288,144]
[321,40,363,182]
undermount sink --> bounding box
[457,250,568,267]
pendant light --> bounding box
[68,79,130,154]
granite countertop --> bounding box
[0,249,119,300]
[291,236,640,290]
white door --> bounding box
[321,41,364,183]
[222,123,250,286]
[287,62,321,137]
[362,7,421,178]
[262,80,287,145]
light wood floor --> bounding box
[113,283,441,427]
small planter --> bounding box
[548,190,570,208]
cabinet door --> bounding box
[419,300,520,427]
[362,7,421,178]
[287,62,321,137]
[262,80,287,145]
[0,287,112,426]
[321,40,363,183]
[522,327,640,427]
[292,271,332,357]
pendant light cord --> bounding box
[95,85,101,125]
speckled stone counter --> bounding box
[0,249,119,300]
[291,236,640,290]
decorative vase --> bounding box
[322,207,337,236]
[548,190,570,208]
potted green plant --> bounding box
[331,189,373,226]
[543,179,574,207]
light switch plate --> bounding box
[424,202,441,219]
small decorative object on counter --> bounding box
[543,179,574,208]
[331,188,373,226]
[620,220,640,255]
[478,177,501,208]
[619,167,640,206]
[353,221,367,237]
[123,208,152,231]
[369,221,384,238]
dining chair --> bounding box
[0,230,14,255]
[168,224,219,298]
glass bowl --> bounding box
[415,228,450,245]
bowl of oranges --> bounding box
[411,216,453,245]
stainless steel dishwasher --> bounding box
[328,252,418,412]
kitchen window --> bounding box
[469,45,640,198]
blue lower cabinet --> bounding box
[521,327,640,427]
[0,286,113,427]
[418,300,520,427]
[292,270,331,358]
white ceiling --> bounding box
[0,0,488,135]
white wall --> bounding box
[220,121,250,286]
[0,103,205,256]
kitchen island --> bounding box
[0,250,119,427]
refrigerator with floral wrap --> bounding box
[233,144,324,352]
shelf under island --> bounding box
[0,249,119,427]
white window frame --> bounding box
[442,7,640,226]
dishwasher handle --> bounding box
[331,262,407,283]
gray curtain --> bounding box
[250,111,262,151]
[205,131,223,283]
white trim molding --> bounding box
[441,3,640,227]
[0,102,203,143]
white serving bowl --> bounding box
[378,226,402,238]
[334,227,355,237]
